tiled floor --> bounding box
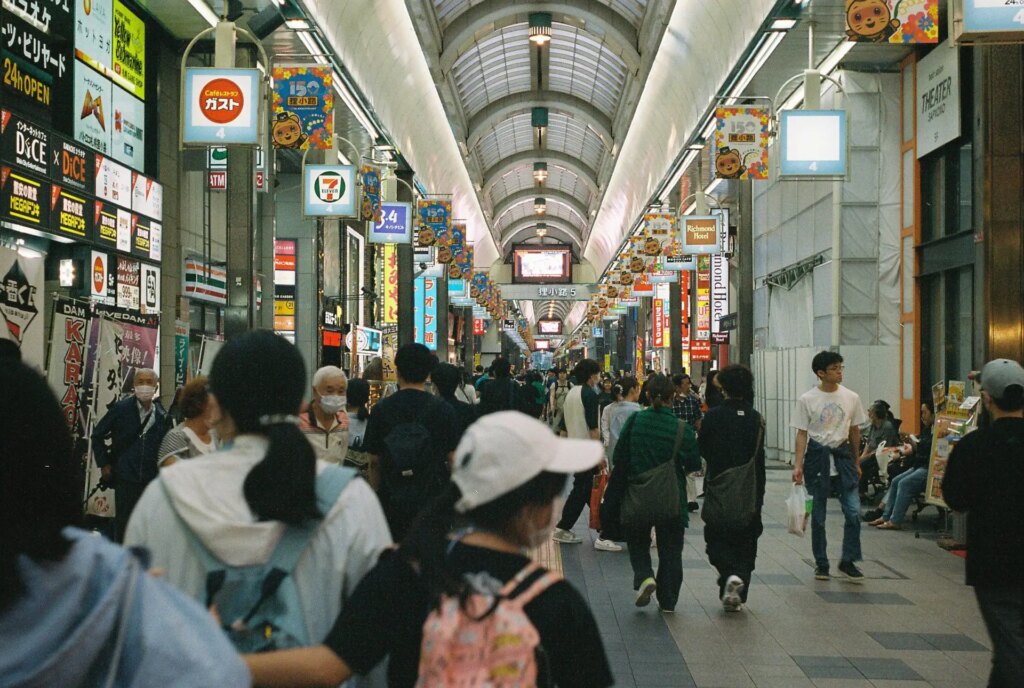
[552,462,993,688]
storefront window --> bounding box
[921,141,973,242]
[921,266,974,394]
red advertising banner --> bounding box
[473,318,485,336]
[690,339,712,361]
[680,271,690,325]
[695,255,711,340]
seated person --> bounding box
[859,400,900,495]
[871,401,936,530]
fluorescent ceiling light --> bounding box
[771,18,798,31]
[286,18,310,30]
[727,30,786,100]
[186,0,218,27]
[779,41,856,112]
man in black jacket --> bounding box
[91,368,167,542]
[943,358,1024,688]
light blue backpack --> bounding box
[163,465,357,652]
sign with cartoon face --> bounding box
[714,106,770,179]
[779,110,847,178]
[183,68,261,145]
[845,0,938,44]
[271,65,333,149]
[303,164,357,217]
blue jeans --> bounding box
[881,467,928,525]
[805,440,862,569]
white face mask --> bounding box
[319,395,346,414]
[135,385,156,402]
[527,496,565,549]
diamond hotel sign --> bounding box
[303,164,357,217]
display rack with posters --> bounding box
[925,380,980,507]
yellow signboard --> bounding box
[383,244,399,324]
[113,0,146,99]
[274,299,295,316]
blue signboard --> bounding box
[592,326,604,338]
[303,164,357,217]
[369,202,412,244]
[962,0,1024,33]
[448,279,466,298]
[183,68,261,145]
[414,276,438,350]
[779,110,847,177]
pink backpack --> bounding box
[416,562,561,687]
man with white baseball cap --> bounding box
[944,358,1024,687]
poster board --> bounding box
[925,380,979,507]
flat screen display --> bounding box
[538,319,563,335]
[512,245,572,284]
[534,340,551,350]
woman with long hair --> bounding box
[244,412,613,687]
[125,330,391,648]
[0,362,248,686]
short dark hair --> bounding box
[717,365,754,402]
[672,373,690,386]
[490,357,511,378]
[395,343,437,383]
[347,378,370,421]
[812,350,844,375]
[992,385,1024,412]
[572,359,601,385]
[179,376,210,419]
[475,365,484,373]
[432,362,461,397]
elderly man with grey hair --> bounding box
[91,367,167,542]
[299,365,351,464]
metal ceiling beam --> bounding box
[492,189,590,227]
[438,0,641,76]
[500,219,583,249]
[467,91,614,151]
[483,150,598,198]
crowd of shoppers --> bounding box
[5,332,1022,686]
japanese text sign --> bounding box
[714,106,770,180]
[183,68,261,145]
[271,65,333,149]
[370,201,412,244]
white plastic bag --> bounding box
[786,483,810,537]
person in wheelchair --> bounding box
[858,400,901,498]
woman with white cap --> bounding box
[244,411,614,688]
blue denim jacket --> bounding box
[805,437,854,474]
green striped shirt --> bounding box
[613,406,701,526]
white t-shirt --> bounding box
[563,386,590,439]
[791,384,867,449]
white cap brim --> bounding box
[544,436,603,475]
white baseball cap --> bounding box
[451,411,603,513]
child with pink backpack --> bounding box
[244,412,614,687]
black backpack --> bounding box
[381,404,448,538]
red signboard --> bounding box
[208,170,227,190]
[473,318,485,336]
[690,339,712,361]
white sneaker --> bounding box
[594,538,623,552]
[722,575,745,612]
[635,577,657,607]
[552,528,582,544]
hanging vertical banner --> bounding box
[711,208,730,334]
[47,296,91,436]
[359,164,382,222]
[270,65,334,149]
[692,255,712,361]
[448,240,473,281]
[653,297,664,348]
[714,106,770,179]
[383,243,399,324]
[416,198,452,247]
[845,0,938,44]
[0,245,44,368]
[439,220,464,265]
[414,276,438,350]
[83,317,122,518]
[174,318,189,389]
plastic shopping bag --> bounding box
[786,483,811,537]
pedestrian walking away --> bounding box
[943,358,1024,688]
[791,350,867,583]
[699,365,766,613]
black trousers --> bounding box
[704,518,763,603]
[113,479,147,544]
[975,587,1024,688]
[557,467,597,531]
[626,519,686,611]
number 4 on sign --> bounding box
[808,162,818,171]
[216,128,226,139]
[1016,10,1024,25]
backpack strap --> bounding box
[505,563,562,608]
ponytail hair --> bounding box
[210,331,320,525]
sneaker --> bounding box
[594,538,623,552]
[838,560,865,584]
[721,575,744,612]
[687,501,700,513]
[814,566,831,581]
[635,577,657,607]
[659,607,675,614]
[552,528,582,544]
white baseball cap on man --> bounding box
[451,411,603,513]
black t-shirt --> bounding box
[442,395,477,439]
[581,385,599,431]
[325,544,614,688]
[362,388,460,459]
